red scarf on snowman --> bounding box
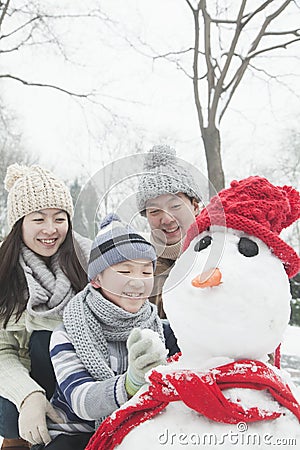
[85,358,300,450]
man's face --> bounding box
[145,193,199,245]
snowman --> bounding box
[86,176,300,450]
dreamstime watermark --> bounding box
[157,423,297,446]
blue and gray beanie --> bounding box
[88,213,157,281]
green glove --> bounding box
[125,328,167,397]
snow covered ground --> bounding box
[282,325,300,357]
[0,325,299,446]
[281,325,300,387]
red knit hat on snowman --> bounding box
[184,176,300,279]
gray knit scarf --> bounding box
[19,245,75,318]
[63,284,164,381]
[19,233,91,318]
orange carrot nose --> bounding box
[191,268,222,288]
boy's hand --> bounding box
[125,328,167,397]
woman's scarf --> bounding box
[19,233,91,318]
[63,284,164,381]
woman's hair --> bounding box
[0,215,87,328]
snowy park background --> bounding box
[0,1,300,444]
[0,1,300,188]
[1,0,299,261]
[281,326,300,387]
[1,1,299,325]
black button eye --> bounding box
[194,235,212,252]
[238,237,259,257]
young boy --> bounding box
[31,213,166,450]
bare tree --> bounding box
[188,0,300,194]
[0,0,110,99]
[150,1,300,195]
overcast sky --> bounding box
[1,0,300,187]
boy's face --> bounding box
[92,259,154,313]
[145,193,199,245]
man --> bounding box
[136,144,202,319]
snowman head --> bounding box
[163,176,300,366]
[185,176,300,278]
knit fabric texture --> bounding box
[136,145,201,214]
[19,244,75,317]
[184,176,300,278]
[88,213,156,281]
[63,284,164,382]
[86,359,300,450]
[5,163,74,229]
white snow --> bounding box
[117,228,300,449]
[282,325,300,357]
[164,229,291,365]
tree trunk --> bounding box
[201,124,225,197]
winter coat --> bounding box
[0,233,91,410]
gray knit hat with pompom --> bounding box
[136,145,201,214]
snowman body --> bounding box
[117,228,300,449]
[117,384,300,449]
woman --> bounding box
[0,164,91,450]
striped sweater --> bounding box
[48,324,129,437]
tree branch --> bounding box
[249,61,296,80]
[0,0,10,30]
[242,0,274,27]
[217,2,300,121]
[191,2,204,130]
[249,36,300,58]
[210,0,273,25]
[264,29,300,37]
[152,48,194,60]
[210,0,247,123]
[185,0,198,12]
[0,16,40,40]
[219,58,250,122]
[248,61,300,100]
[249,0,292,53]
[0,74,91,98]
[210,18,241,24]
[0,27,35,53]
[201,1,215,108]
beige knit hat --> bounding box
[4,163,74,229]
